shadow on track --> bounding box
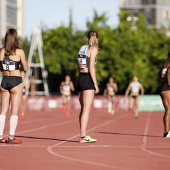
[15,135,78,143]
[98,132,162,138]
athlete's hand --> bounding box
[94,85,99,94]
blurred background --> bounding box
[1,0,170,96]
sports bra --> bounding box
[1,56,21,71]
[62,82,71,92]
[107,84,114,92]
[78,45,90,69]
[130,82,141,93]
[77,45,97,69]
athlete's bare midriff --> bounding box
[79,68,89,73]
[3,70,21,77]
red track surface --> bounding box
[0,106,170,170]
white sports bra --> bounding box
[130,82,141,93]
[77,45,90,69]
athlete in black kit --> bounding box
[158,51,170,138]
[76,30,99,143]
[0,29,28,144]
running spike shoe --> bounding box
[21,115,25,120]
[0,137,7,143]
[79,135,97,143]
[108,108,112,114]
[110,109,115,115]
[163,132,170,138]
[7,137,23,144]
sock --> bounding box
[108,102,112,109]
[80,136,85,139]
[0,115,6,136]
[9,115,18,136]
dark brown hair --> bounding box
[87,30,98,39]
[4,28,20,56]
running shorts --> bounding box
[1,76,22,91]
[159,82,170,92]
[76,73,95,92]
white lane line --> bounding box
[47,113,131,170]
[141,112,170,159]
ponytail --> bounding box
[87,30,99,49]
[88,35,98,49]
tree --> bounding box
[24,9,170,94]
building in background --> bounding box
[0,0,24,47]
[119,0,170,29]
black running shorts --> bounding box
[159,82,170,92]
[1,76,22,91]
[76,73,95,92]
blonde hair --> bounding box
[87,31,99,49]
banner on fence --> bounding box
[26,95,164,112]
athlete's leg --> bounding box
[9,84,22,138]
[111,96,115,114]
[160,91,170,133]
[78,92,83,129]
[61,95,66,112]
[66,96,71,118]
[66,96,71,113]
[108,96,112,113]
[79,90,94,137]
[129,97,134,109]
[21,95,27,116]
[134,98,139,118]
[0,87,10,138]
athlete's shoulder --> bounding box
[0,48,5,60]
[130,82,133,86]
[0,48,5,53]
[16,48,25,56]
[90,47,98,52]
[78,45,88,53]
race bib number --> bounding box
[2,60,15,71]
[78,55,87,68]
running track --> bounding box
[0,106,170,170]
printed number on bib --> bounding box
[2,60,15,71]
[78,55,87,68]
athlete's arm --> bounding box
[60,82,63,94]
[113,83,118,93]
[0,48,3,72]
[89,47,99,94]
[19,49,28,72]
[140,84,144,95]
[125,84,131,97]
[166,61,170,86]
[103,88,107,96]
[70,81,75,91]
